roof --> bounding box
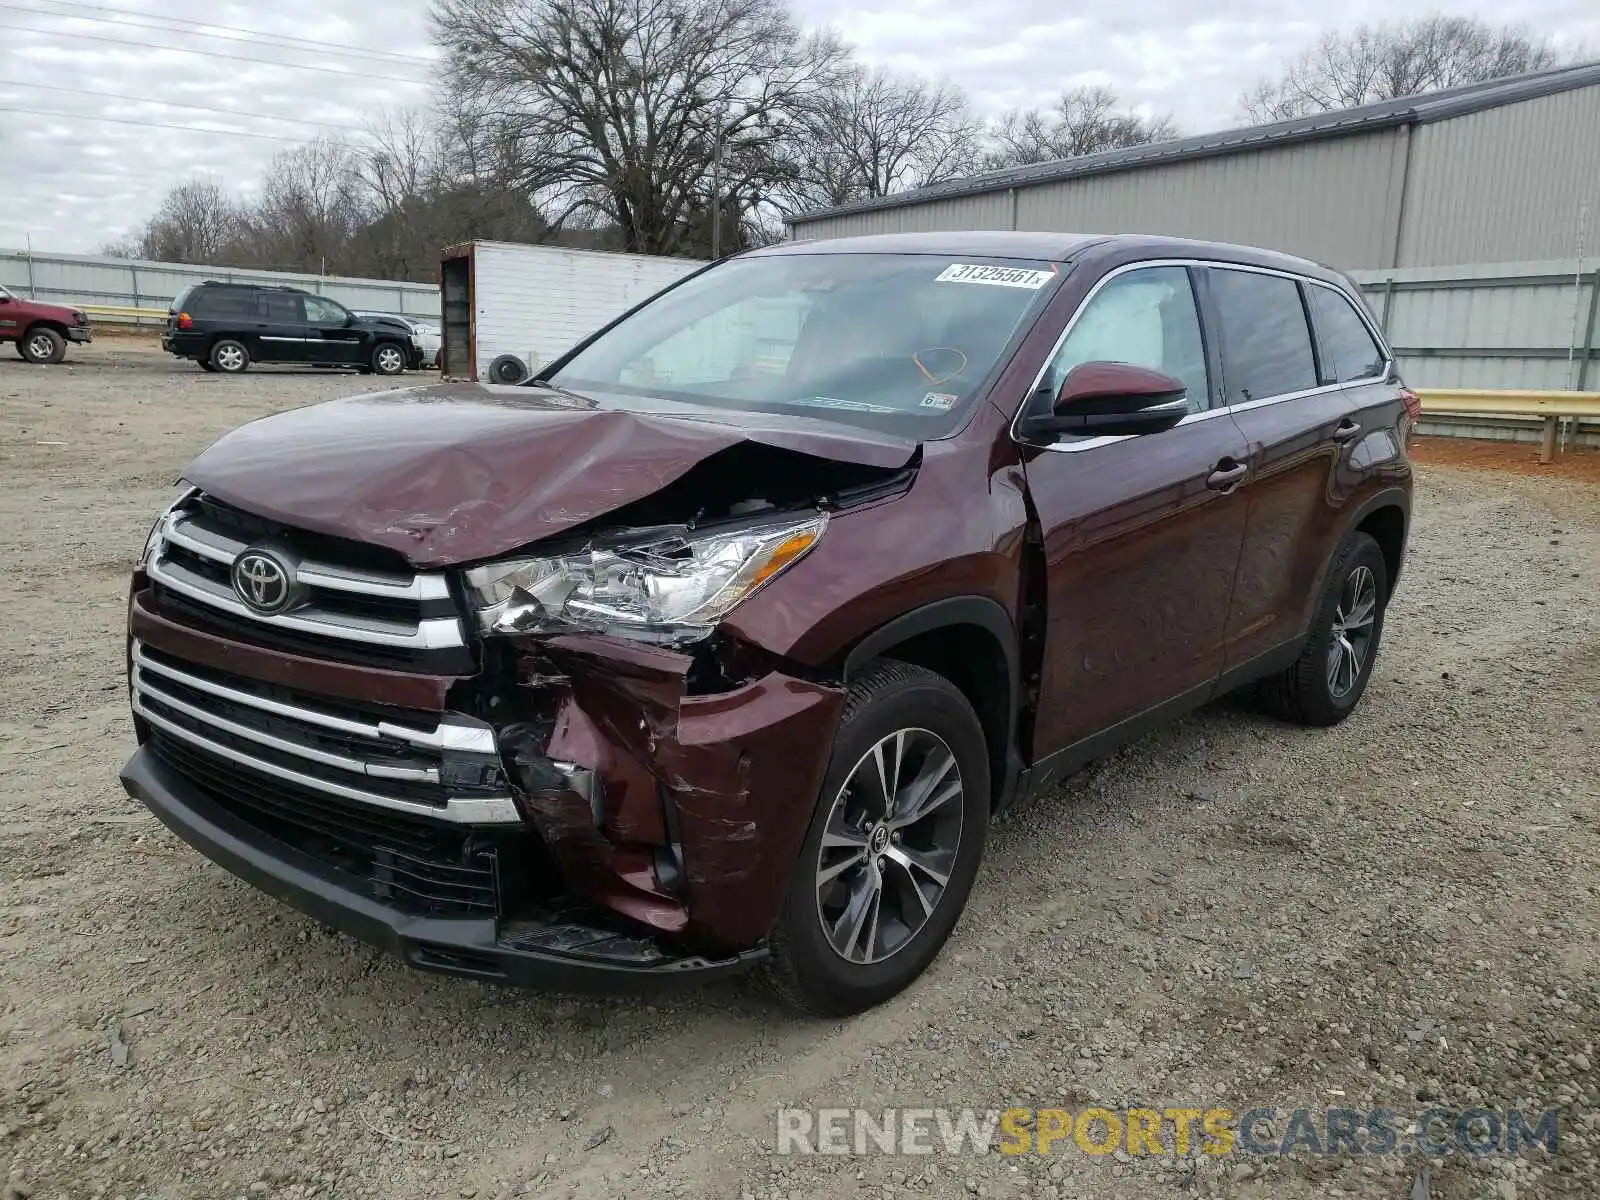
[753,230,1352,285]
[750,230,1107,260]
[789,59,1600,226]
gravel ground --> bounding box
[1,342,1596,1200]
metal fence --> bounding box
[0,248,440,325]
[1351,260,1599,391]
[1350,259,1599,446]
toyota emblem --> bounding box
[231,549,297,614]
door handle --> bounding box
[1206,460,1248,492]
[1332,419,1362,443]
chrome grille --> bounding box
[130,641,518,825]
[144,497,469,670]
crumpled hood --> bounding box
[183,381,917,567]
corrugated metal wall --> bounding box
[1398,86,1600,267]
[790,82,1600,276]
[1012,130,1409,269]
[791,131,1411,268]
[0,249,440,322]
[789,192,1014,241]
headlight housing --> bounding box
[137,485,197,567]
[463,513,826,642]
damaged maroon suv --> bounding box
[121,232,1414,1014]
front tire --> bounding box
[371,342,406,376]
[765,662,990,1015]
[1260,531,1388,726]
[20,326,66,364]
[209,339,249,374]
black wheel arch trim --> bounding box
[1314,486,1411,605]
[840,596,1024,810]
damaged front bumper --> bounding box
[122,589,846,991]
[121,748,766,989]
[503,633,847,951]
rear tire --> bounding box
[764,662,990,1016]
[20,326,66,364]
[209,339,249,374]
[371,342,406,376]
[1259,531,1388,726]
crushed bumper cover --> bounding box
[120,746,765,992]
[508,634,847,950]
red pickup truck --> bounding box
[0,284,93,363]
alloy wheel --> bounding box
[26,333,55,360]
[815,728,964,965]
[215,344,245,371]
[1327,564,1377,699]
[376,346,403,373]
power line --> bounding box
[0,20,431,86]
[2,0,438,68]
[0,78,372,133]
[0,103,341,143]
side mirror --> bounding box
[1019,361,1189,441]
[0,295,11,304]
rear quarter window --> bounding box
[190,288,257,319]
[1308,285,1387,382]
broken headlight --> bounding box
[462,513,826,641]
[136,485,198,567]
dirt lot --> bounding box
[1,342,1597,1200]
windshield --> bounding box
[547,252,1063,437]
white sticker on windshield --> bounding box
[936,263,1054,289]
[920,392,958,410]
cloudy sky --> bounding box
[2,0,1596,254]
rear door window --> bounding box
[1210,269,1318,404]
[1307,285,1386,383]
[261,292,303,324]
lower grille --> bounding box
[148,731,500,917]
[130,641,518,824]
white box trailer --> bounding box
[439,241,701,383]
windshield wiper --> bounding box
[527,378,593,403]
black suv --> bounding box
[162,282,422,375]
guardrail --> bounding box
[81,304,168,323]
[1416,388,1600,461]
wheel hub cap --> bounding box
[1327,564,1377,699]
[814,727,964,966]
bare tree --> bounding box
[780,65,984,210]
[430,0,848,256]
[1242,17,1561,122]
[245,138,369,273]
[984,86,1177,169]
[123,179,243,264]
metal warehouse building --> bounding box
[787,61,1600,273]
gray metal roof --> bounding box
[750,230,1107,260]
[789,59,1600,226]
